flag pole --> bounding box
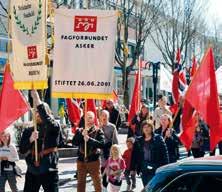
[84,99,88,160]
[32,107,39,166]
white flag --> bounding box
[11,0,47,89]
[160,65,172,93]
[52,9,117,99]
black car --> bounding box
[144,156,222,192]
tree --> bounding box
[150,0,206,72]
[0,1,8,35]
[108,0,162,107]
[210,21,222,69]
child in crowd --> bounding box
[104,144,126,192]
[123,137,136,191]
[0,130,19,192]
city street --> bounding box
[6,133,188,192]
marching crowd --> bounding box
[0,92,219,192]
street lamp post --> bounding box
[146,61,160,110]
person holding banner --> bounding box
[73,111,105,192]
[19,90,61,192]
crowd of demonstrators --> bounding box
[72,111,104,192]
[0,130,19,192]
[105,100,121,131]
[128,104,152,138]
[2,93,221,192]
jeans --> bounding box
[23,171,59,192]
[0,171,18,192]
[141,161,155,187]
[124,170,136,187]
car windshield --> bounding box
[145,172,175,192]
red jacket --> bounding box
[123,148,133,170]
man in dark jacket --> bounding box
[73,111,105,192]
[105,100,121,130]
[20,90,60,192]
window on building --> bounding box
[0,38,8,52]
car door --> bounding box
[160,171,222,192]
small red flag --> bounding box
[66,99,81,133]
[179,100,196,150]
[185,48,221,151]
[176,48,181,64]
[0,64,29,133]
[128,57,142,132]
[190,56,198,78]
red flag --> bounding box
[176,48,181,64]
[190,56,198,78]
[179,100,196,150]
[185,48,221,151]
[66,99,81,133]
[112,90,118,103]
[0,64,29,133]
[86,99,98,126]
[128,57,142,131]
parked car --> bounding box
[143,156,222,192]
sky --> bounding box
[208,0,222,25]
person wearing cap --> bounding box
[19,90,61,192]
[122,137,136,191]
[153,95,172,129]
[128,104,152,137]
[105,100,121,131]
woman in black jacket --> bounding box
[131,121,169,187]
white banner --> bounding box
[11,0,47,90]
[52,9,117,99]
[216,66,222,94]
[160,65,172,93]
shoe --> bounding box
[126,185,131,191]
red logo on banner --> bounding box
[27,46,38,60]
[74,16,97,32]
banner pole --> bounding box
[32,106,39,166]
[84,99,88,160]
